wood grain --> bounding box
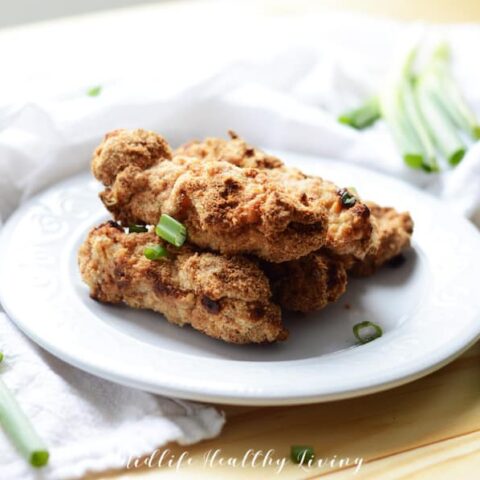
[89,341,480,479]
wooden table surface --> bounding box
[4,1,479,478]
[94,341,480,479]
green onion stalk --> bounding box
[416,75,466,166]
[379,44,439,172]
[421,43,480,141]
[0,353,49,467]
[414,43,476,166]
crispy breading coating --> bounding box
[78,222,287,344]
[177,133,413,312]
[262,252,348,313]
[346,203,414,276]
[267,204,413,312]
[176,130,284,170]
[176,132,378,260]
[92,129,329,263]
[92,129,172,186]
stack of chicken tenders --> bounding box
[78,130,413,344]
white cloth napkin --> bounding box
[0,316,224,480]
[2,14,480,225]
[1,9,480,480]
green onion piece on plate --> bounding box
[0,354,49,467]
[290,445,315,464]
[155,214,187,247]
[353,321,383,344]
[144,244,168,261]
[128,224,148,233]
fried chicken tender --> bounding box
[264,204,413,312]
[262,252,348,313]
[92,129,329,263]
[176,132,378,260]
[78,221,287,344]
[346,203,414,277]
[177,133,413,312]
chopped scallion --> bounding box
[338,188,356,208]
[353,321,383,344]
[155,214,187,247]
[128,224,148,233]
[290,445,315,464]
[144,244,168,261]
[338,97,381,130]
[86,85,102,97]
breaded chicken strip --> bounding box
[78,221,287,344]
[262,252,348,313]
[264,204,413,312]
[346,203,414,277]
[92,129,328,263]
[176,132,378,260]
[177,134,413,312]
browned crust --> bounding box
[261,201,412,312]
[78,222,287,344]
[92,129,173,186]
[263,252,348,313]
[176,132,378,260]
[347,203,414,276]
[92,129,329,263]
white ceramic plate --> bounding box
[1,153,480,405]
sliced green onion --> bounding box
[128,224,148,233]
[155,214,187,247]
[353,321,383,344]
[338,97,381,130]
[144,244,168,261]
[290,445,315,464]
[0,354,49,467]
[337,188,356,208]
[86,85,102,97]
